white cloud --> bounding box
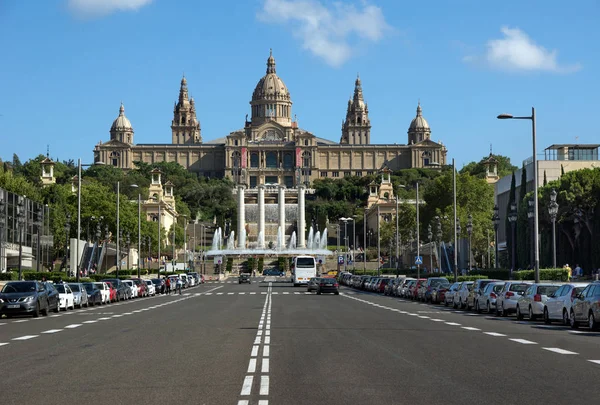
[67,0,153,18]
[465,26,581,73]
[258,0,392,67]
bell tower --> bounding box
[171,76,201,144]
[341,75,371,145]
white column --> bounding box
[258,184,265,248]
[298,184,306,248]
[278,185,286,238]
[237,185,246,249]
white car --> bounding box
[122,280,138,298]
[543,283,589,325]
[55,283,75,311]
[94,282,111,304]
[516,283,561,320]
[145,280,156,296]
[453,281,474,309]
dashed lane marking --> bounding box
[588,360,600,365]
[13,319,28,323]
[64,324,82,328]
[0,343,8,347]
[445,322,461,326]
[543,348,578,355]
[261,358,270,372]
[247,358,257,373]
[240,376,253,396]
[259,401,269,405]
[12,335,38,341]
[260,376,270,395]
[251,345,259,357]
[263,346,270,357]
[462,327,481,331]
[41,329,63,334]
[484,332,507,337]
[510,338,537,345]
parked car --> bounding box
[495,282,530,316]
[570,281,600,329]
[475,281,505,313]
[467,279,500,311]
[94,282,111,304]
[424,277,450,303]
[0,281,50,318]
[443,282,460,307]
[68,283,89,308]
[263,268,284,277]
[83,282,103,306]
[102,279,130,301]
[122,280,138,298]
[55,283,75,311]
[151,278,164,295]
[42,282,60,313]
[145,280,156,296]
[105,282,117,302]
[453,281,474,309]
[543,282,588,325]
[516,283,561,320]
[130,278,148,297]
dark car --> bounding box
[151,278,165,294]
[315,278,339,295]
[0,281,50,318]
[102,279,130,301]
[43,282,60,313]
[82,283,103,306]
[424,277,451,303]
[263,269,284,277]
[239,273,251,284]
[307,277,321,292]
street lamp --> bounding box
[16,197,26,279]
[64,212,71,275]
[152,195,161,278]
[548,189,559,268]
[498,108,539,283]
[34,205,43,272]
[456,218,461,278]
[0,195,5,273]
[415,182,420,280]
[130,184,142,278]
[527,197,535,268]
[508,201,518,277]
[435,216,442,273]
[452,158,458,281]
[126,232,131,270]
[427,224,433,273]
[466,214,473,271]
[339,217,353,272]
[492,205,500,268]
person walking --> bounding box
[165,277,171,295]
[176,277,183,295]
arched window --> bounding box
[231,152,241,182]
[422,151,431,167]
[266,152,277,168]
[302,151,311,168]
[304,139,308,146]
[283,153,293,169]
[250,153,259,168]
[234,139,238,146]
[110,151,120,167]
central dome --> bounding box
[250,50,293,126]
[111,103,133,131]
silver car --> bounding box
[495,282,530,316]
[68,283,89,308]
[516,283,561,321]
[475,282,505,313]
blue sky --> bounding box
[0,0,598,168]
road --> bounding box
[1,278,600,404]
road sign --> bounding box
[415,256,423,265]
[214,256,223,265]
[338,255,344,264]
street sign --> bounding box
[415,256,423,265]
[338,255,344,264]
[317,256,324,265]
[214,256,223,265]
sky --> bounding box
[0,0,598,169]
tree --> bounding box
[460,154,518,179]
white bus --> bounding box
[292,256,317,286]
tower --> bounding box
[172,76,201,144]
[341,75,371,145]
[40,153,56,187]
[407,101,431,144]
[110,102,134,144]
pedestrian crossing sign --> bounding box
[415,256,423,265]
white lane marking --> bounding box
[247,358,257,373]
[543,347,578,355]
[260,376,269,395]
[250,292,257,295]
[254,337,261,344]
[272,292,278,295]
[462,327,481,331]
[429,319,445,322]
[228,292,235,295]
[265,336,271,344]
[294,292,300,294]
[13,319,28,323]
[123,312,133,315]
[0,343,8,347]
[261,292,267,294]
[0,323,6,326]
[588,360,600,365]
[240,376,253,395]
[263,345,270,357]
[261,358,270,372]
[64,324,82,328]
[257,330,263,336]
[510,338,537,345]
[205,293,213,295]
[112,314,123,318]
[12,335,38,340]
[41,329,63,334]
[418,316,430,319]
[83,320,97,324]
[258,401,269,405]
[239,292,246,295]
[484,332,507,337]
[283,292,289,295]
[238,401,249,405]
[445,322,461,326]
[217,293,224,295]
[251,345,259,357]
[97,317,111,320]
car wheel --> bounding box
[335,292,339,295]
[528,306,535,321]
[32,303,40,318]
[53,303,60,313]
[317,290,322,295]
[589,312,598,330]
[543,307,551,324]
[562,309,569,326]
[475,301,481,313]
[501,304,507,317]
[486,301,491,314]
[570,310,578,329]
[516,305,523,320]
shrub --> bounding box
[473,269,510,280]
[258,258,264,273]
[513,269,568,282]
[226,258,233,273]
[0,272,18,281]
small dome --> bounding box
[111,103,133,131]
[408,102,430,132]
[252,50,291,102]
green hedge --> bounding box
[226,258,233,273]
[246,258,257,272]
[258,258,264,273]
[471,269,510,280]
[0,272,18,281]
[513,269,569,282]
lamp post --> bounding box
[126,232,131,270]
[466,214,473,271]
[498,107,539,283]
[0,195,5,273]
[35,205,43,272]
[130,184,142,278]
[64,212,71,275]
[456,218,461,278]
[339,217,352,272]
[363,209,368,274]
[141,238,145,271]
[492,205,499,268]
[153,195,161,278]
[352,214,357,271]
[147,235,151,272]
[427,224,433,273]
[508,202,518,277]
[548,189,559,268]
[527,197,534,268]
[452,158,458,281]
[436,216,442,273]
[377,205,381,276]
[104,225,109,273]
[183,215,188,270]
[395,194,399,271]
[16,197,26,279]
[415,182,420,280]
[116,181,120,279]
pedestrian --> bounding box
[165,277,171,295]
[177,277,183,295]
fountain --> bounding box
[288,231,297,250]
[319,228,328,250]
[257,230,265,249]
[276,227,284,251]
[313,231,321,250]
[307,227,314,250]
[226,231,235,250]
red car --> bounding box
[105,282,117,302]
[130,278,148,297]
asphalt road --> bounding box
[2,277,600,405]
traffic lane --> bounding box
[0,284,208,339]
[347,290,600,360]
[0,286,264,405]
[271,292,598,405]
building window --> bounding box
[320,171,328,177]
[110,151,120,167]
[344,171,351,177]
[283,153,293,169]
[250,176,257,188]
[266,152,277,168]
[302,151,311,168]
[355,171,362,177]
[250,153,259,168]
[284,176,293,188]
[332,172,339,178]
[304,139,308,146]
[265,175,278,185]
[367,171,374,175]
[234,139,238,146]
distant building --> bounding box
[93,50,448,186]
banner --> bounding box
[241,147,247,168]
[296,147,302,167]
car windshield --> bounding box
[94,283,104,289]
[83,283,95,292]
[68,284,80,292]
[55,284,67,293]
[510,284,528,292]
[492,284,504,293]
[430,279,449,287]
[537,286,559,296]
[1,282,37,293]
[321,278,336,284]
[296,257,315,268]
